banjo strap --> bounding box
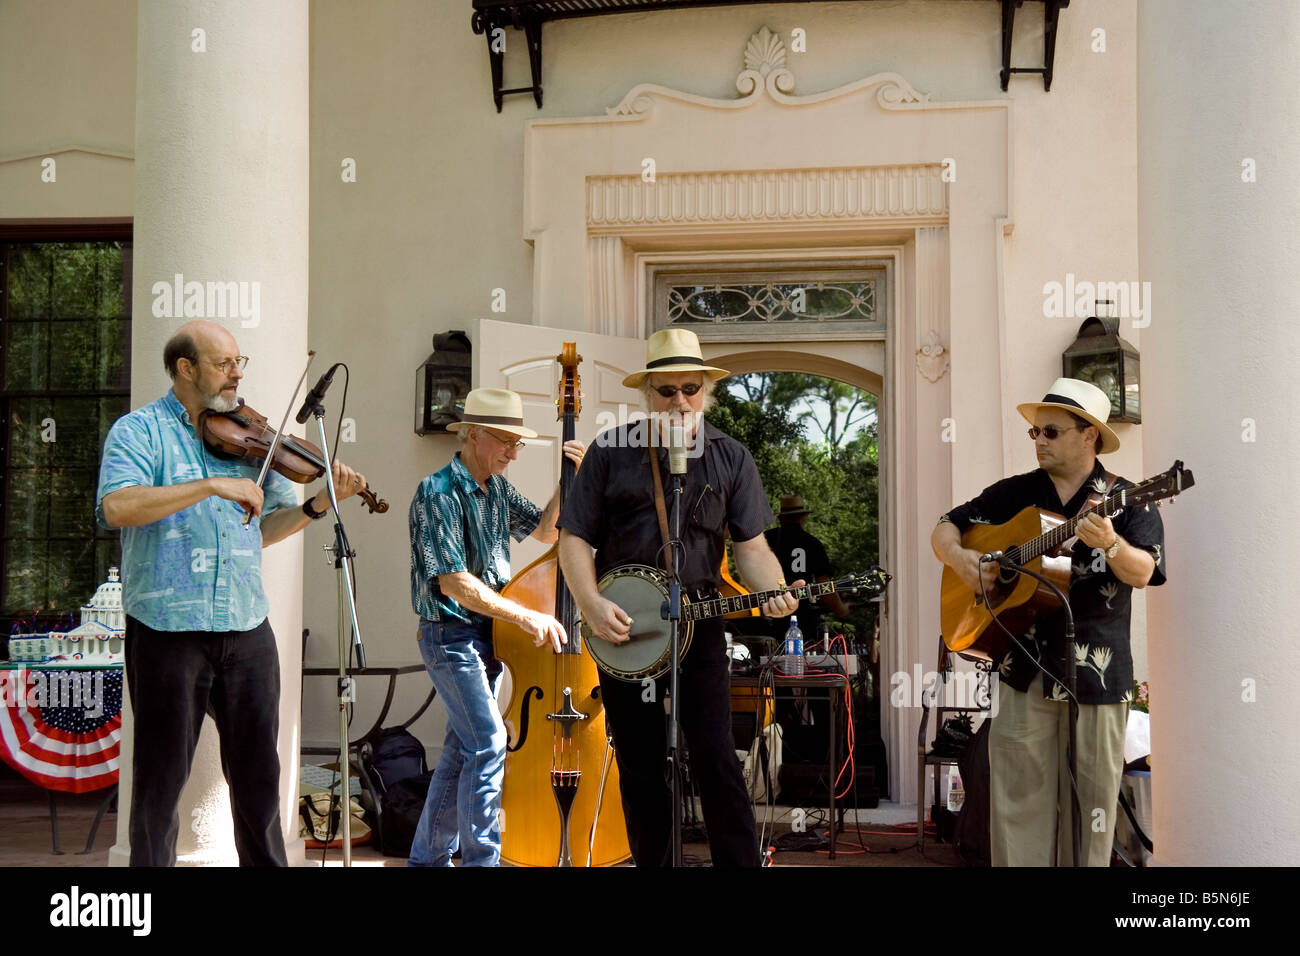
[648,448,671,572]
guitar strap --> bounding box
[648,447,672,572]
[1067,469,1119,548]
[1082,470,1120,513]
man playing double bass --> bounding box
[558,329,798,867]
[407,387,584,867]
[930,377,1166,866]
[96,319,370,866]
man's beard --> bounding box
[204,390,240,413]
[651,409,704,447]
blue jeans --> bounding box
[407,617,506,867]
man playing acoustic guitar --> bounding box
[930,378,1166,866]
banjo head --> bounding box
[582,565,692,681]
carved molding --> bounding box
[607,27,929,117]
[915,329,949,383]
[587,166,948,227]
[0,143,134,166]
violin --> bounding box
[197,401,389,514]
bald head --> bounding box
[164,321,237,380]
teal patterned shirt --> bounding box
[409,453,541,625]
[95,391,299,633]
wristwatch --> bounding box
[1105,537,1122,560]
[302,497,329,520]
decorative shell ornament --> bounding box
[915,330,949,383]
[744,26,787,76]
[737,27,796,97]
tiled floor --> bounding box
[1,766,961,868]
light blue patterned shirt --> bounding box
[409,453,541,625]
[95,390,299,633]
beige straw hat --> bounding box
[1016,377,1120,454]
[621,329,730,389]
[445,387,538,439]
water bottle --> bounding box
[783,615,804,676]
[947,768,965,812]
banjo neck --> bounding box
[686,580,841,623]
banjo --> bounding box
[581,564,892,681]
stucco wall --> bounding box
[0,0,136,216]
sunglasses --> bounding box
[1027,424,1089,441]
[652,382,703,398]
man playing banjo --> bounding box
[557,329,797,867]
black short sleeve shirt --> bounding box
[764,524,834,635]
[940,460,1167,705]
[558,420,775,592]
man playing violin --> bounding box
[558,329,798,867]
[96,319,369,866]
[407,387,584,867]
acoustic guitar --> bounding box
[940,460,1193,662]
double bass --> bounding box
[494,345,631,867]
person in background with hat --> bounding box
[407,387,585,867]
[558,329,798,867]
[764,494,852,642]
[930,377,1166,866]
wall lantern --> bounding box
[415,330,472,436]
[1061,300,1141,424]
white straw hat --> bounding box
[622,329,730,389]
[1016,377,1120,454]
[445,387,538,439]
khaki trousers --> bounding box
[989,674,1128,866]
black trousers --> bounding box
[124,616,287,867]
[598,620,759,867]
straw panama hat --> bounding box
[445,387,538,439]
[1017,377,1120,454]
[622,328,731,389]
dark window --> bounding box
[0,234,131,634]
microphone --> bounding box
[669,422,688,475]
[296,364,340,424]
[980,551,1003,563]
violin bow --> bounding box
[242,349,317,526]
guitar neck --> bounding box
[687,580,839,623]
[1020,492,1124,562]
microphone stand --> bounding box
[980,554,1081,867]
[665,444,686,868]
[309,399,367,867]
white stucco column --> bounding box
[111,0,309,866]
[1137,1,1300,865]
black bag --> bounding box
[359,728,429,856]
[361,727,427,795]
[375,771,433,857]
[954,718,991,867]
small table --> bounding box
[300,662,436,805]
[731,671,848,860]
[0,663,123,854]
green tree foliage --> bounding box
[2,241,128,629]
[707,373,880,640]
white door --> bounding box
[475,318,647,571]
